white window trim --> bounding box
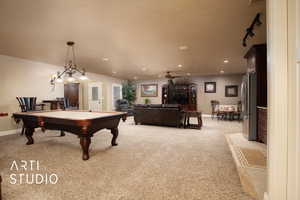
[112,83,123,110]
[87,81,104,111]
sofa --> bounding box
[133,104,184,127]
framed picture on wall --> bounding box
[141,84,158,97]
[225,85,238,97]
[204,82,216,93]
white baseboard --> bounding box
[0,128,22,137]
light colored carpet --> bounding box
[0,117,253,200]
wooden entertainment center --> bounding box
[162,83,197,111]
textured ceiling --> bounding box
[0,0,266,80]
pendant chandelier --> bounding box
[50,41,88,85]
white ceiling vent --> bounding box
[248,0,264,5]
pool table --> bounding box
[13,111,127,160]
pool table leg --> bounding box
[80,137,91,161]
[110,128,119,146]
[25,128,34,145]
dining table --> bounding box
[217,105,239,121]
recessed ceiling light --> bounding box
[224,59,229,63]
[102,58,109,61]
[112,71,117,74]
[134,76,138,80]
[179,45,189,51]
[178,64,183,68]
[186,73,191,76]
[141,67,147,71]
[220,70,225,74]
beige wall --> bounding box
[135,74,243,114]
[0,55,124,131]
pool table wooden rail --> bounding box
[12,111,127,160]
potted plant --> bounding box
[144,98,151,105]
[122,81,137,105]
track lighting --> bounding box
[242,13,262,47]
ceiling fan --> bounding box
[165,71,182,80]
[164,71,187,86]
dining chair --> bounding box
[56,98,78,110]
[210,100,220,119]
[234,101,242,121]
[56,98,69,110]
[16,97,45,135]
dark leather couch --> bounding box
[133,104,184,127]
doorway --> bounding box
[64,83,80,109]
[88,82,103,111]
[112,84,122,110]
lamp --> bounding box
[67,74,75,82]
[79,72,88,80]
[50,41,88,85]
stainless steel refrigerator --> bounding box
[241,72,257,141]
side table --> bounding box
[184,111,203,130]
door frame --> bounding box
[266,0,300,199]
[87,81,103,111]
[112,83,123,110]
[295,1,300,197]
